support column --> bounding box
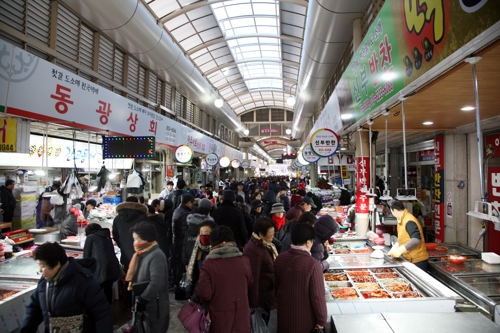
[355,130,371,236]
[310,162,318,187]
[353,18,362,53]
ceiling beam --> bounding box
[205,59,299,77]
[217,76,296,91]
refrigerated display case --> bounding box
[323,243,463,332]
[427,242,482,261]
[429,259,500,324]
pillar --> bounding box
[310,162,318,187]
[353,18,362,53]
[355,130,371,236]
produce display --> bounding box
[325,268,423,300]
[335,248,351,254]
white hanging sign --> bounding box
[297,152,310,166]
[205,153,219,166]
[174,145,193,164]
[231,159,240,168]
[302,145,321,163]
[219,156,230,168]
[310,128,339,157]
[241,161,249,169]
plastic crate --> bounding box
[102,197,122,205]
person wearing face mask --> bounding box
[184,219,217,299]
[274,223,327,333]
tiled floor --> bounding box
[112,291,278,333]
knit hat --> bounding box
[270,203,285,214]
[222,190,236,202]
[198,198,213,210]
[301,196,317,208]
[86,199,97,208]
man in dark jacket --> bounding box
[111,199,149,270]
[0,179,16,222]
[278,185,291,212]
[234,182,249,203]
[172,178,187,209]
[287,196,316,222]
[162,198,175,289]
[261,190,277,217]
[172,194,195,287]
[146,204,169,258]
[211,190,248,249]
[307,191,323,215]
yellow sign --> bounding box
[0,118,17,152]
[342,166,348,179]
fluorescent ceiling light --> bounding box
[340,147,347,151]
[461,106,475,111]
[34,170,45,176]
[341,113,353,120]
[423,121,433,125]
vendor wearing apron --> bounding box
[388,200,429,271]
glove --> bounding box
[389,245,407,258]
[387,242,399,255]
[135,296,148,312]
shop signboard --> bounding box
[0,39,243,162]
[355,156,371,214]
[302,145,320,163]
[263,140,277,145]
[310,128,339,157]
[434,134,445,243]
[485,132,500,159]
[174,145,193,164]
[205,153,219,166]
[241,161,249,169]
[219,156,230,168]
[419,149,435,161]
[166,165,175,178]
[297,152,309,166]
[487,166,500,253]
[231,159,240,168]
[0,118,17,152]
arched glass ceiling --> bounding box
[145,0,306,115]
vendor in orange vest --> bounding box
[388,200,429,271]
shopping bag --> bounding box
[250,309,269,333]
[130,310,152,333]
[177,301,211,333]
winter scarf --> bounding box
[125,241,158,290]
[252,232,279,260]
[186,236,211,285]
[272,214,286,231]
[206,242,242,259]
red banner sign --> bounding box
[418,149,434,161]
[434,135,445,243]
[263,140,277,145]
[355,156,370,214]
[487,166,500,254]
[485,132,500,159]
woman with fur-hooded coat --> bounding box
[112,201,149,270]
[311,215,339,271]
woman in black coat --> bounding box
[20,242,112,333]
[84,223,123,304]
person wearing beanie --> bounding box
[211,190,248,249]
[270,203,287,232]
[249,199,263,223]
[311,215,339,271]
[198,198,213,213]
[261,190,277,217]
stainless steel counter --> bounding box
[427,242,482,261]
[331,312,500,333]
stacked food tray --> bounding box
[324,268,424,300]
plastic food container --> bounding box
[373,238,385,245]
[449,255,467,265]
[425,243,438,251]
[482,252,500,264]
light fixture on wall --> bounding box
[243,129,249,136]
[286,83,297,107]
[285,128,292,135]
[214,89,223,108]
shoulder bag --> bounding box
[178,299,211,333]
[46,283,84,333]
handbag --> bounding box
[250,309,269,333]
[177,300,211,333]
[130,310,152,333]
[46,283,84,333]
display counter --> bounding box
[429,258,500,324]
[323,242,463,333]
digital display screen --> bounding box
[276,159,283,164]
[103,136,155,159]
[282,153,297,160]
